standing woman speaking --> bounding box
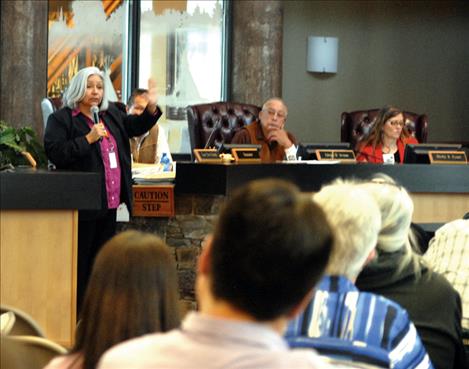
[44,67,162,312]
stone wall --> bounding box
[117,193,225,315]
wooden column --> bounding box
[0,0,48,136]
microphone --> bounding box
[204,119,222,149]
[90,105,102,142]
[91,105,100,124]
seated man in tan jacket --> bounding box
[231,97,297,162]
[127,88,172,164]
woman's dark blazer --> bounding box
[44,102,161,214]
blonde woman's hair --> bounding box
[359,173,420,275]
[313,179,381,280]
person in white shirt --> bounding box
[424,216,469,330]
[98,179,335,369]
[127,88,172,164]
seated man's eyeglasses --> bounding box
[264,108,286,119]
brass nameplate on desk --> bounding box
[428,151,467,164]
[232,148,261,163]
[133,184,175,217]
[194,149,222,163]
[316,149,356,162]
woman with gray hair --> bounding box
[355,174,466,369]
[44,66,162,313]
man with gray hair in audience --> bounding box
[285,179,434,369]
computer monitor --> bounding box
[403,143,462,164]
[297,142,352,160]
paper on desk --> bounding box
[132,162,176,181]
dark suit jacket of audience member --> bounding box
[356,251,467,369]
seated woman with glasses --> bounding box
[356,105,418,164]
[231,97,297,163]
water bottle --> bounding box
[160,153,171,172]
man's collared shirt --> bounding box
[98,312,332,369]
[285,275,434,369]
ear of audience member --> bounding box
[355,174,466,369]
[44,230,180,369]
[285,179,434,369]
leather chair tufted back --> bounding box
[186,101,261,157]
[341,109,428,150]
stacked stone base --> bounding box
[117,194,224,316]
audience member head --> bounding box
[259,98,288,138]
[63,66,111,111]
[362,105,411,148]
[200,179,333,322]
[313,180,382,281]
[127,88,149,115]
[359,174,418,273]
[73,230,180,369]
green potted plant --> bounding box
[0,120,48,168]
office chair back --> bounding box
[0,304,46,337]
[186,101,261,159]
[1,335,67,369]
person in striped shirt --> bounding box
[285,179,434,369]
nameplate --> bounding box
[316,149,356,162]
[428,151,467,164]
[232,148,261,163]
[133,184,175,217]
[193,149,222,163]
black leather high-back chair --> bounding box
[186,101,261,159]
[341,109,428,151]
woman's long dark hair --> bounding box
[358,105,412,151]
[69,230,180,369]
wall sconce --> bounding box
[307,36,338,73]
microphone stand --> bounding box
[203,119,222,149]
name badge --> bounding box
[109,152,118,168]
[382,152,395,165]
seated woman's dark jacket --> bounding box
[356,250,467,369]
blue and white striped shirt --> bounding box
[285,275,434,369]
